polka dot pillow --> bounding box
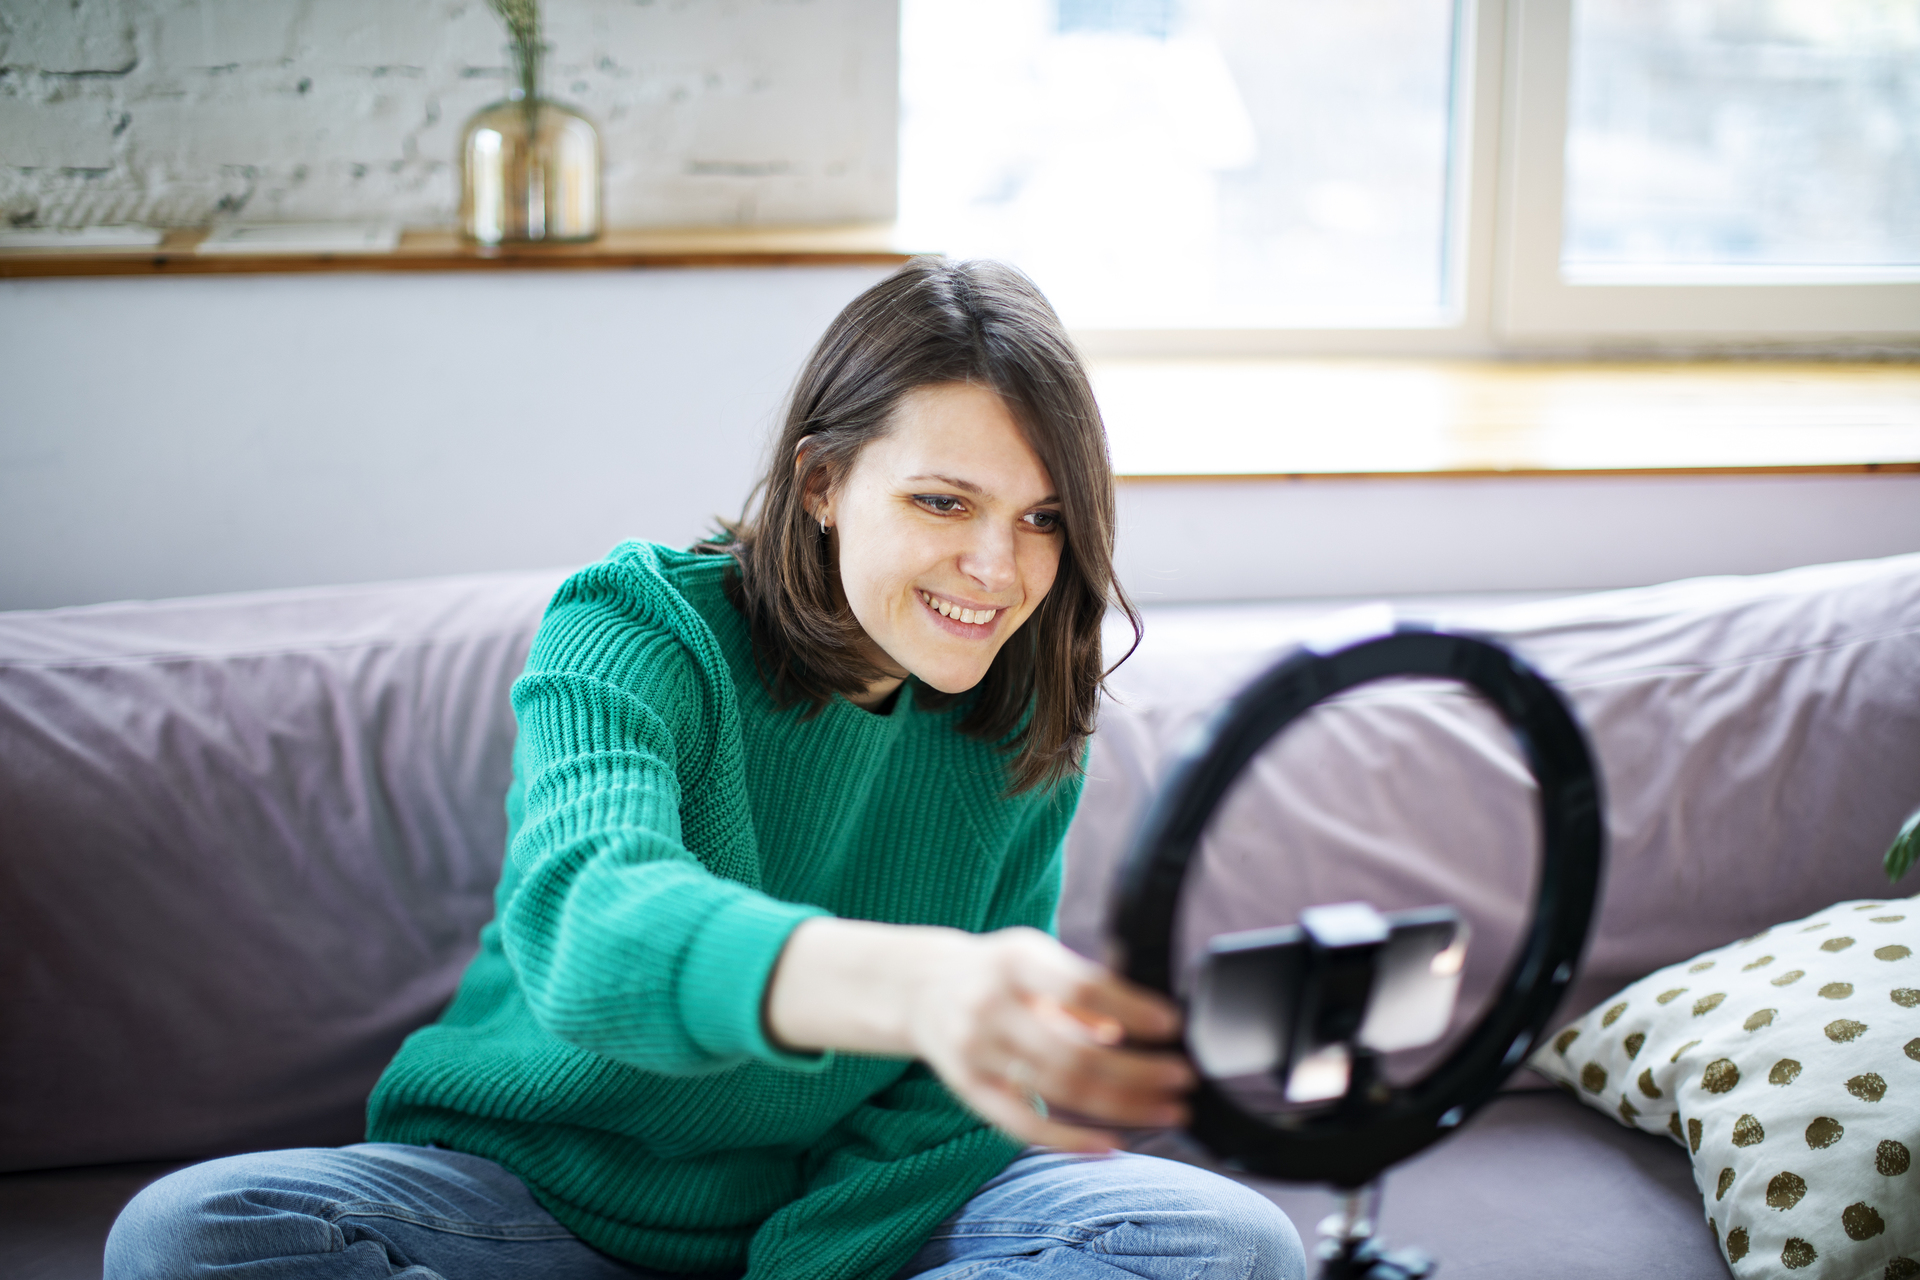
[1529,895,1919,1279]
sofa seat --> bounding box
[1224,1091,1723,1279]
[0,1163,187,1280]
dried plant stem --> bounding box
[488,0,542,103]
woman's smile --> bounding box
[918,589,1003,634]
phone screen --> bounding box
[1186,905,1468,1102]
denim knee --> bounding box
[1121,1155,1307,1280]
[1198,1174,1307,1280]
[978,1151,1308,1280]
[105,1150,346,1280]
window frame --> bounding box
[1067,0,1920,360]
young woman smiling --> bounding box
[107,260,1305,1280]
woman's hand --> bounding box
[765,918,1194,1151]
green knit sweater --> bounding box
[367,542,1083,1279]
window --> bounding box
[1562,1,1920,279]
[900,0,1920,352]
[899,0,1462,330]
[1501,0,1920,339]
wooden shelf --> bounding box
[1095,359,1920,479]
[0,224,916,279]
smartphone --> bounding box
[1186,904,1468,1103]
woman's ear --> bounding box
[795,435,832,529]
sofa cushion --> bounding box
[1529,895,1920,1279]
[1062,554,1920,1075]
[0,571,563,1172]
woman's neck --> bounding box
[848,676,906,714]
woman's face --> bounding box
[819,381,1065,708]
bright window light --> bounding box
[1564,0,1920,282]
[899,0,1461,329]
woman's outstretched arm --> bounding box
[765,917,1194,1151]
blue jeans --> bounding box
[106,1143,1306,1280]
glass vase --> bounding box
[459,47,601,245]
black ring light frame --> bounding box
[1110,626,1606,1191]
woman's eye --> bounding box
[1025,510,1063,532]
[916,494,963,514]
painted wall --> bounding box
[1114,472,1920,605]
[0,267,892,610]
[0,0,898,230]
[5,269,1918,613]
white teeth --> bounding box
[922,592,997,626]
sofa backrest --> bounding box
[5,554,1918,1172]
[0,571,563,1173]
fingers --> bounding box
[957,1069,1129,1154]
[971,944,1195,1131]
[992,1012,1192,1130]
[992,929,1183,1045]
[912,928,1197,1149]
[1062,977,1183,1045]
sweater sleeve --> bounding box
[499,570,829,1075]
[743,776,1087,1280]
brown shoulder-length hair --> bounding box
[700,256,1140,794]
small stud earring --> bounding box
[819,518,828,535]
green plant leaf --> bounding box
[1886,806,1920,885]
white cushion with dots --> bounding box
[1530,895,1920,1279]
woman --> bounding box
[107,259,1306,1280]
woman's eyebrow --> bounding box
[906,473,985,495]
[905,474,1060,504]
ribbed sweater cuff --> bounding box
[681,892,835,1070]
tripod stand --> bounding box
[1314,1180,1431,1280]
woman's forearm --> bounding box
[763,916,973,1056]
[763,915,1193,1150]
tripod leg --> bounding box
[1313,1180,1434,1280]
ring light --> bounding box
[1108,624,1605,1194]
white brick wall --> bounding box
[0,0,898,229]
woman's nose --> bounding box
[958,521,1018,594]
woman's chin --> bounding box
[912,660,993,696]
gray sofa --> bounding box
[6,553,1919,1279]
